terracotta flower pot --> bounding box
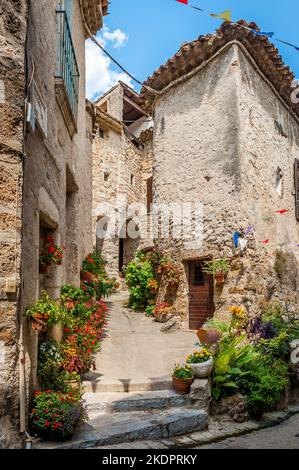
[197,328,221,345]
[172,376,194,395]
[66,299,75,310]
[31,317,48,333]
[215,273,226,286]
[186,357,214,378]
[80,271,95,282]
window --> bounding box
[130,174,134,186]
[99,128,105,139]
[104,172,109,182]
[193,262,205,286]
[295,159,299,221]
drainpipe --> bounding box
[19,322,26,435]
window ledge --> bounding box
[55,77,78,138]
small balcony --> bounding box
[55,10,80,137]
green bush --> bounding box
[239,356,289,415]
[203,318,230,333]
[124,254,155,310]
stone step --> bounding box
[84,390,189,416]
[35,407,208,449]
[83,375,173,393]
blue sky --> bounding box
[86,0,299,99]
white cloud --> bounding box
[86,26,133,101]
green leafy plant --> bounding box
[203,258,229,276]
[145,305,155,317]
[172,364,194,379]
[153,302,174,318]
[25,291,66,327]
[239,356,289,416]
[203,318,230,333]
[212,334,257,400]
[186,348,212,364]
[124,254,155,309]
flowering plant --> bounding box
[29,390,87,441]
[39,236,65,266]
[172,364,194,379]
[81,251,106,276]
[25,291,66,327]
[153,302,174,318]
[229,306,248,331]
[186,348,212,364]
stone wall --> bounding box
[151,44,299,326]
[0,0,28,448]
[92,86,152,277]
[21,0,93,403]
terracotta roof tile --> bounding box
[140,20,297,116]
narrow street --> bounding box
[84,291,198,393]
[198,414,299,449]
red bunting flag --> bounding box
[262,239,270,244]
[176,0,189,4]
[276,209,289,214]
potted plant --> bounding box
[172,364,194,395]
[147,279,159,295]
[198,318,229,345]
[81,251,107,283]
[186,348,214,378]
[25,291,65,333]
[29,390,87,442]
[64,372,82,393]
[153,302,175,323]
[39,236,65,273]
[203,258,229,285]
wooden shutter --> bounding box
[295,159,299,221]
[147,177,153,214]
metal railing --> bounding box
[56,10,80,121]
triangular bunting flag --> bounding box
[176,0,189,4]
[210,10,231,22]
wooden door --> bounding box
[188,260,214,330]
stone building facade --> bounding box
[0,0,107,448]
[141,21,299,330]
[92,82,153,277]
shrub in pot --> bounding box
[186,348,214,378]
[25,291,65,332]
[203,258,229,285]
[172,365,194,395]
[29,390,87,441]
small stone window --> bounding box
[99,128,105,139]
[104,172,110,182]
[275,168,284,197]
[130,174,134,186]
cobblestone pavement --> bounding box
[198,414,299,449]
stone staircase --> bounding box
[36,390,208,449]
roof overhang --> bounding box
[80,0,109,37]
[141,20,297,118]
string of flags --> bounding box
[232,208,298,252]
[175,0,299,53]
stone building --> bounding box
[0,0,108,448]
[92,81,153,277]
[140,21,299,330]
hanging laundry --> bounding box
[233,231,241,249]
[239,238,248,251]
[210,10,231,22]
[244,226,254,235]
